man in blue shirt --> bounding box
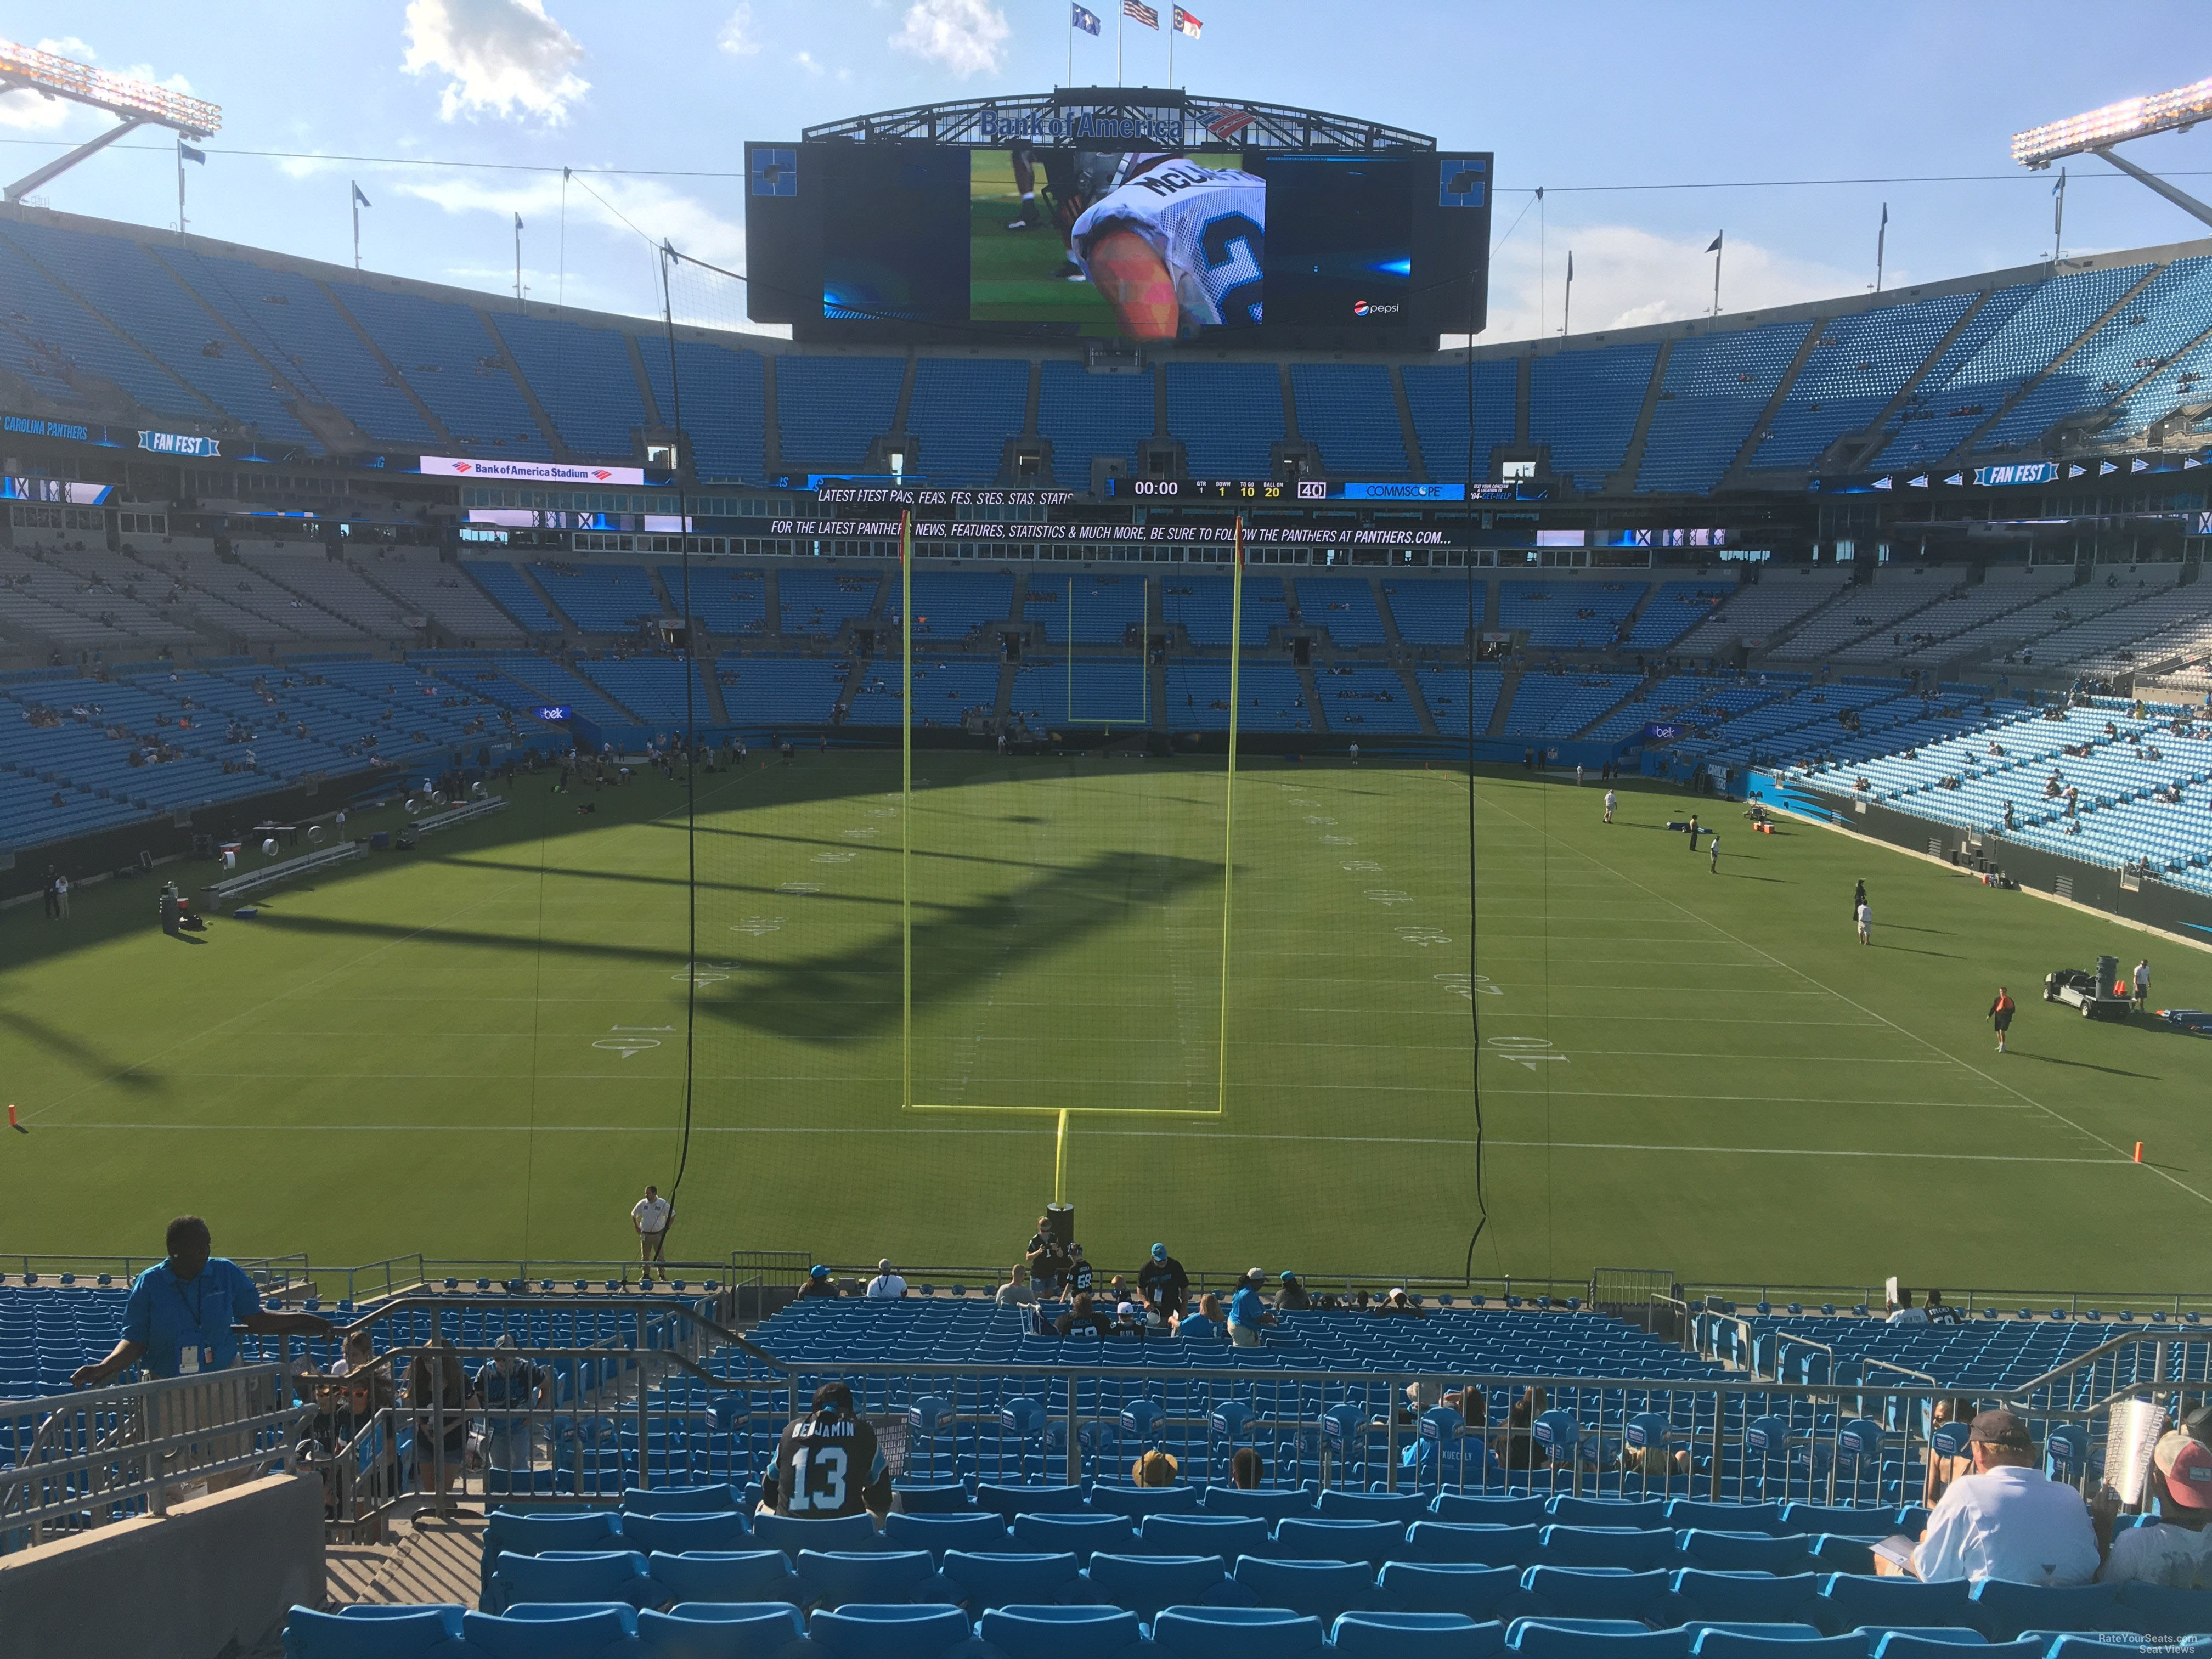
[1227,1268,1277,1348]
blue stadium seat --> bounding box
[882,1513,1011,1559]
[488,1550,656,1612]
[1273,1517,1404,1566]
[938,1550,1083,1613]
[1507,1619,1693,1659]
[645,1550,800,1606]
[795,1550,946,1611]
[1317,1490,1431,1521]
[636,1602,809,1659]
[753,1513,884,1559]
[622,1511,754,1555]
[2111,1582,2212,1637]
[1333,1611,1505,1658]
[1083,1553,1240,1621]
[1516,1568,1676,1623]
[1150,1605,1330,1659]
[1866,1637,2007,1659]
[1141,1513,1272,1559]
[481,1510,622,1598]
[1011,1513,1136,1561]
[1965,1582,2127,1641]
[805,1604,979,1659]
[975,1481,1086,1521]
[1205,1485,1319,1521]
[1379,1563,1525,1620]
[1539,1526,1680,1571]
[1663,1573,1825,1628]
[625,1483,741,1515]
[1687,1628,1857,1659]
[1675,1533,1818,1575]
[1667,1504,1787,1537]
[1814,1577,1974,1635]
[1780,1508,1898,1539]
[1406,1524,1544,1566]
[979,1605,1148,1659]
[887,1482,972,1517]
[1436,1497,1551,1526]
[283,1605,470,1659]
[461,1605,636,1659]
[1549,1500,1673,1529]
[1233,1554,1383,1623]
[1088,1483,1204,1520]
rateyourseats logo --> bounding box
[1352,300,1401,318]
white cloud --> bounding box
[0,87,76,132]
[793,50,825,76]
[276,153,347,180]
[718,4,761,57]
[889,0,1008,78]
[36,36,95,59]
[1476,222,1863,346]
[402,0,589,124]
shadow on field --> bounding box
[2009,1052,2156,1080]
[708,848,1224,1043]
[0,1005,156,1090]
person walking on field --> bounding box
[2134,958,2151,1012]
[1990,986,2016,1053]
[1857,898,1872,945]
[1853,879,1867,921]
[1708,833,1720,874]
[1604,788,1617,824]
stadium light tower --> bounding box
[0,38,221,205]
[2011,76,2212,231]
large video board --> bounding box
[746,140,1490,349]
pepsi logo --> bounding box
[1352,300,1371,316]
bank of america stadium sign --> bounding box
[420,455,646,486]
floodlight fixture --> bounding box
[0,37,222,206]
[2012,77,2212,167]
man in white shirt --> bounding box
[866,1259,907,1299]
[631,1185,671,1282]
[1604,789,1617,824]
[1886,1291,1930,1326]
[1889,1410,2099,1585]
[2100,1427,2212,1590]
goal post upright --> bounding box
[1217,517,1243,1120]
[900,509,912,1115]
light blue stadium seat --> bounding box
[1677,1533,1818,1575]
[937,1550,1083,1612]
[645,1550,800,1606]
[1084,1553,1240,1620]
[1866,1637,2001,1659]
[795,1550,945,1611]
[1142,1513,1272,1559]
[805,1603,980,1659]
[1089,1483,1204,1520]
[979,1605,1146,1659]
[1966,1583,2128,1641]
[461,1604,637,1659]
[1380,1563,1525,1620]
[1340,1612,1507,1657]
[1815,1578,1974,1635]
[1012,1512,1136,1561]
[283,1605,470,1659]
[882,1513,1011,1559]
[753,1513,883,1560]
[888,1482,972,1516]
[481,1510,622,1598]
[1550,1500,1673,1529]
[623,1511,754,1555]
[1233,1554,1381,1623]
[636,1603,809,1659]
[1683,1626,1833,1655]
[1540,1527,1680,1571]
[1508,1619,1694,1659]
[1319,1490,1431,1522]
[1436,1497,1552,1527]
[488,1550,654,1612]
[1666,1504,1788,1537]
[1407,1523,1545,1567]
[1150,1605,1330,1659]
[976,1482,1086,1522]
[1205,1485,1319,1521]
[2111,1582,2212,1637]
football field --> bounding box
[2,753,2207,1296]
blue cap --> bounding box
[1150,1243,1166,1260]
[809,1264,829,1278]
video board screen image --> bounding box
[745,139,1489,348]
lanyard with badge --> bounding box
[171,1272,213,1375]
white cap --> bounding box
[878,1259,893,1272]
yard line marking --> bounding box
[29,1121,2130,1165]
[1483,795,2212,1209]
[1480,1087,2030,1109]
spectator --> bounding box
[631,1184,671,1283]
[1109,1300,1146,1339]
[1990,988,2016,1055]
[1054,1291,1114,1338]
[1179,1294,1225,1341]
[1882,1410,2098,1584]
[1494,1386,1550,1471]
[865,1259,907,1299]
[1227,1268,1276,1347]
[1925,1288,1961,1326]
[797,1263,840,1299]
[1857,897,1872,945]
[1137,1242,1190,1329]
[1229,1446,1266,1490]
[1852,879,1868,921]
[2135,958,2151,1011]
[1132,1448,1180,1488]
[772,1381,891,1520]
[407,1337,470,1494]
[995,1264,1036,1308]
[1377,1287,1427,1318]
[2098,1421,2212,1587]
[1025,1217,1070,1298]
[1107,1274,1134,1308]
[1887,1291,1930,1326]
[1066,1243,1096,1298]
[1273,1271,1311,1312]
[475,1334,544,1478]
[70,1216,335,1492]
[1923,1396,1978,1505]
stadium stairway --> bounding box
[1486,669,1520,738]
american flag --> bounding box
[1173,5,1203,37]
[1123,0,1159,29]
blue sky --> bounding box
[4,0,2210,343]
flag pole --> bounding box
[352,185,361,270]
[1068,10,1073,86]
[514,213,523,310]
[1875,202,1888,292]
[176,135,186,235]
[1711,231,1723,318]
[1562,251,1573,337]
[2052,167,2067,261]
[1169,8,1174,85]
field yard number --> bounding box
[1436,973,1502,999]
[842,827,878,839]
[1365,889,1414,905]
[813,851,856,864]
[1488,1036,1565,1071]
[787,1444,849,1511]
[676,961,734,986]
[1306,815,1336,826]
[1342,861,1383,873]
[1395,926,1451,948]
[1322,835,1356,846]
[595,1025,670,1059]
[778,882,823,896]
[732,917,784,936]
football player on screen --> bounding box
[1067,150,1266,340]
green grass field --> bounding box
[4,754,2208,1295]
[969,150,1115,326]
